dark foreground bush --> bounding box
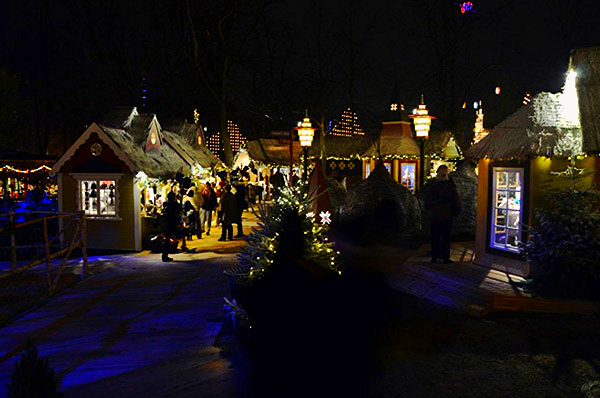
[523,178,600,300]
[6,339,63,398]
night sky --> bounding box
[2,0,600,154]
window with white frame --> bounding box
[490,167,523,253]
[72,174,121,218]
[400,162,416,193]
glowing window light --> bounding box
[391,103,398,111]
[150,132,157,145]
[495,86,501,95]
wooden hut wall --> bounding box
[58,133,137,251]
[475,155,599,277]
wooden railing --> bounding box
[0,210,88,295]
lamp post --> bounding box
[409,95,435,190]
[294,110,317,183]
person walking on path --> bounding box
[162,191,182,262]
[234,183,248,237]
[271,168,284,191]
[218,185,238,241]
[425,165,461,264]
[200,183,218,235]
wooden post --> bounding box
[43,217,51,290]
[289,128,294,187]
[9,209,16,272]
[80,211,88,280]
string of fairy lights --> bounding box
[0,165,53,174]
[331,107,365,137]
[207,120,247,155]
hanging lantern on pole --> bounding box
[409,95,436,190]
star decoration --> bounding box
[319,211,331,225]
[306,211,315,219]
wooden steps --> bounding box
[386,244,600,317]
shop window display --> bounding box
[400,162,416,193]
[490,167,523,253]
[79,179,117,217]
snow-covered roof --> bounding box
[54,107,222,177]
[100,126,190,177]
[465,92,583,159]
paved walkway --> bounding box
[0,212,258,397]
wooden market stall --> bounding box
[0,151,57,203]
[361,98,461,193]
[465,47,600,277]
[51,107,221,251]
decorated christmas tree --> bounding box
[237,182,341,280]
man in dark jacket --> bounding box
[218,185,238,241]
[425,165,461,264]
[271,168,284,191]
[234,184,247,237]
[162,191,182,262]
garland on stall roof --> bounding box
[0,165,52,174]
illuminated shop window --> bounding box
[73,174,122,218]
[383,162,392,173]
[490,167,523,253]
[400,162,416,193]
[365,163,371,178]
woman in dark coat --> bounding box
[218,185,238,241]
[162,191,182,262]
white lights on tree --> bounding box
[306,211,315,219]
[529,70,583,157]
[473,101,489,145]
[559,70,581,128]
[319,211,331,225]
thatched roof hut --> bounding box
[362,135,419,159]
[245,138,303,165]
[465,93,583,160]
[308,134,376,159]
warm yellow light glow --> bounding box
[150,132,157,145]
[560,70,580,127]
[410,99,434,139]
[296,115,316,147]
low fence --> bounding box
[0,210,88,295]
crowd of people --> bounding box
[160,180,249,262]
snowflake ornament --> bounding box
[319,211,331,225]
[306,211,315,219]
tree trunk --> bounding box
[320,112,326,171]
[220,103,233,167]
